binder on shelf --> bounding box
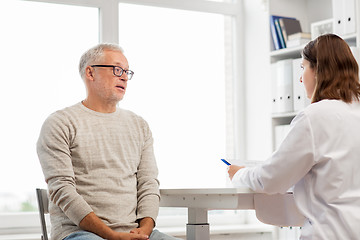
[270,15,295,50]
[292,58,310,112]
[333,0,344,35]
[271,63,279,113]
[278,59,294,113]
[279,18,302,44]
[270,15,282,50]
[275,19,286,49]
[344,0,356,35]
[333,0,356,35]
[272,59,294,113]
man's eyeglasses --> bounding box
[91,65,134,80]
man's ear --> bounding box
[85,66,94,80]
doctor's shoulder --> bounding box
[289,100,329,122]
[302,99,349,121]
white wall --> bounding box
[243,0,273,161]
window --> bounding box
[0,0,98,212]
[0,0,245,235]
[118,3,228,188]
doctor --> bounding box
[228,34,360,239]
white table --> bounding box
[159,188,305,240]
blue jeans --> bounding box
[63,229,182,240]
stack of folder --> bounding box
[286,33,311,48]
[271,58,310,114]
[333,0,356,36]
[270,15,302,50]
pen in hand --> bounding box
[221,159,248,180]
[221,158,231,166]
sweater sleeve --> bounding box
[136,118,160,223]
[232,111,317,194]
[36,113,93,225]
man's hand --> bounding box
[112,232,149,240]
[228,165,245,180]
[79,212,149,240]
[130,217,154,237]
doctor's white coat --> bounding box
[232,99,360,239]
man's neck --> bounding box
[82,98,117,113]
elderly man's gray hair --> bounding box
[79,43,124,79]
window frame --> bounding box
[1,0,246,234]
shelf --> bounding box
[271,112,298,119]
[270,33,358,62]
[268,0,359,156]
[270,45,304,61]
[343,33,357,46]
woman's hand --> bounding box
[228,165,245,180]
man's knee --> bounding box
[149,229,182,240]
[63,231,105,240]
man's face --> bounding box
[90,50,130,103]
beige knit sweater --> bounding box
[37,102,160,240]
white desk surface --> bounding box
[160,187,256,210]
[160,187,305,227]
[160,187,254,195]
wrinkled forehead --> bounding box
[102,49,129,68]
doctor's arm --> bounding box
[229,112,316,194]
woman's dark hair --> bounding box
[302,34,360,103]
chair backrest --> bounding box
[36,188,49,240]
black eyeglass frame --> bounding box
[91,65,134,80]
